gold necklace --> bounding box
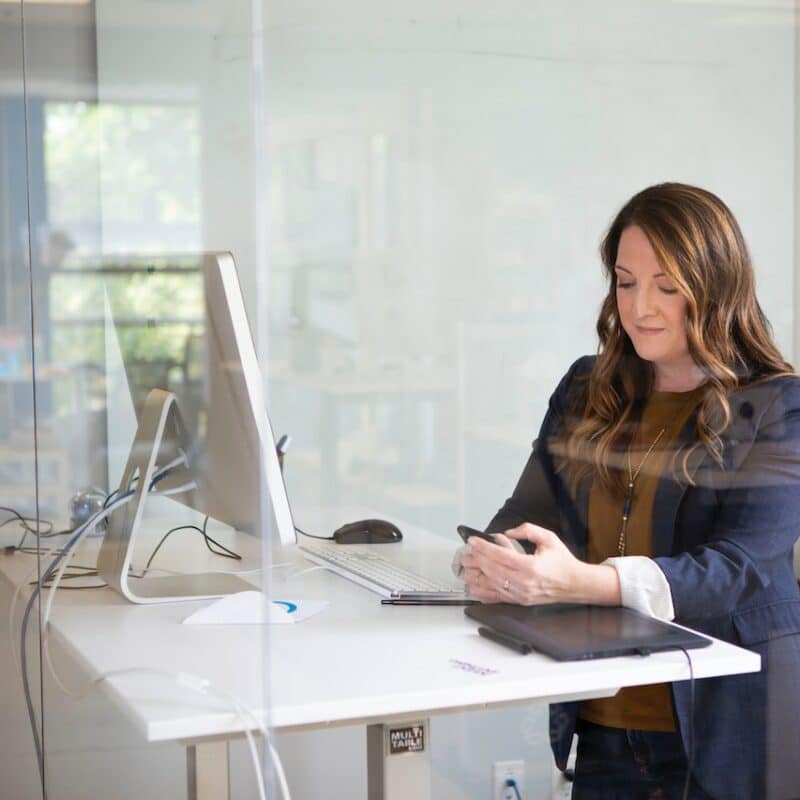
[616,427,666,556]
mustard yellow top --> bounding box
[578,386,704,732]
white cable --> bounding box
[269,738,292,800]
[219,690,268,800]
[131,563,288,579]
[206,683,291,800]
[20,456,290,798]
[33,471,165,697]
[154,452,189,475]
[153,481,198,497]
[43,627,81,698]
[16,460,188,783]
[42,500,124,633]
[9,543,63,679]
[279,565,330,583]
[74,667,289,800]
[40,497,134,697]
[134,566,265,578]
[9,556,47,678]
[9,549,98,688]
[39,463,177,638]
[31,481,274,705]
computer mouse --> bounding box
[333,519,403,544]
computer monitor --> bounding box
[97,252,296,603]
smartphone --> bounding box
[457,524,532,554]
[457,524,499,545]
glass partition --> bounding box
[261,2,798,798]
[2,1,799,799]
[0,3,44,796]
[1,1,274,798]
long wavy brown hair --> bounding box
[565,182,793,490]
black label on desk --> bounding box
[389,724,425,754]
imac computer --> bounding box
[97,252,296,603]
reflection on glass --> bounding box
[1,0,798,797]
[11,101,203,507]
[97,252,282,603]
[2,2,271,799]
[45,100,201,253]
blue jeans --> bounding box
[571,719,713,800]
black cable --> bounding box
[13,546,66,557]
[504,779,522,800]
[35,566,97,577]
[5,503,243,576]
[31,571,107,590]
[0,507,53,534]
[142,516,241,575]
[10,547,96,569]
[1,506,54,550]
[41,583,107,590]
[295,526,334,541]
[32,568,99,581]
[107,467,167,509]
[1,506,75,553]
[143,524,204,573]
[58,569,99,578]
[196,515,241,560]
[679,647,695,800]
[29,566,99,583]
[31,528,72,539]
[41,577,107,590]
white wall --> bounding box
[263,0,796,531]
[261,4,797,797]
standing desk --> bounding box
[1,522,760,800]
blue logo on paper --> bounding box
[272,601,298,614]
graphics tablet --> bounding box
[465,603,711,661]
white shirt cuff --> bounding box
[602,556,675,621]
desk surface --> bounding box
[1,520,760,744]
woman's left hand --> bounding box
[461,523,620,606]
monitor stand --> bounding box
[96,388,253,604]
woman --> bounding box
[460,183,800,799]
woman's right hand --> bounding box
[461,523,621,606]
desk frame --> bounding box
[0,524,761,800]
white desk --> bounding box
[1,522,760,799]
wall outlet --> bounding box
[493,759,525,800]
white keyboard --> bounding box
[298,539,468,599]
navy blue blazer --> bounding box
[486,356,800,800]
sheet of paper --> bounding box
[182,591,328,625]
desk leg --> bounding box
[367,720,430,800]
[187,740,230,800]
